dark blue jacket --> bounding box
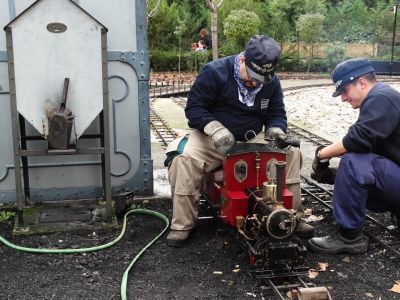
[185,56,287,141]
[343,82,400,165]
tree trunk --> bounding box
[210,8,218,60]
[205,0,224,61]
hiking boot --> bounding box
[308,229,368,255]
[294,221,315,238]
[166,229,192,247]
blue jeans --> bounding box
[333,153,400,229]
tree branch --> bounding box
[147,0,161,19]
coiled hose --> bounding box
[0,208,170,300]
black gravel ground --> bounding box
[1,193,400,300]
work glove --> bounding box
[265,127,289,149]
[204,120,235,156]
[311,146,337,184]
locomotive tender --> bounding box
[201,142,308,279]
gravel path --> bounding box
[284,82,400,141]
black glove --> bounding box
[265,127,300,149]
[265,127,288,149]
[311,146,337,184]
[204,121,236,156]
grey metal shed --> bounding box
[0,0,152,203]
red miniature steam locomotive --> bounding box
[200,142,308,279]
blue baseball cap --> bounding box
[331,58,375,97]
[244,35,281,84]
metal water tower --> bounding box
[0,0,152,207]
[4,0,112,224]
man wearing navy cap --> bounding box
[165,35,313,247]
[309,57,400,254]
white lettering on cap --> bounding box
[335,79,342,89]
[250,61,275,74]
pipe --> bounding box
[0,208,169,300]
[275,161,286,204]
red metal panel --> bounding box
[282,188,293,209]
[220,190,248,227]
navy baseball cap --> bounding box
[244,35,281,84]
[331,58,375,97]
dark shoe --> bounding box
[166,229,192,247]
[308,231,368,254]
[295,221,315,238]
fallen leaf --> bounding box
[365,293,374,298]
[318,262,329,271]
[303,215,324,222]
[232,268,240,273]
[304,208,313,216]
[213,271,222,275]
[286,289,297,299]
[342,256,351,263]
[389,281,400,293]
[308,269,319,279]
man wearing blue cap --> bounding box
[165,35,314,247]
[309,57,400,254]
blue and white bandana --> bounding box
[233,52,263,107]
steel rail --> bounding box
[149,98,178,147]
[301,176,400,260]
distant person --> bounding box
[195,40,206,52]
[165,35,314,247]
[199,28,212,50]
[309,58,400,255]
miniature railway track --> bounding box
[149,98,178,147]
[288,123,332,146]
[169,96,333,147]
[301,176,400,260]
[152,82,400,298]
[266,276,330,300]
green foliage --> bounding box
[297,13,325,44]
[323,0,389,43]
[218,41,238,57]
[325,43,347,72]
[150,49,181,71]
[264,0,305,43]
[150,49,211,72]
[0,211,15,223]
[304,0,327,15]
[184,50,211,71]
[217,0,267,41]
[147,0,398,72]
[148,0,208,51]
[223,10,261,50]
[297,13,325,72]
[148,0,180,51]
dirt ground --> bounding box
[1,193,400,300]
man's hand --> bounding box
[311,146,337,184]
[265,127,290,149]
[204,121,235,156]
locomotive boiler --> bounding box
[200,142,308,278]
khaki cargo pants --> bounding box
[167,129,303,231]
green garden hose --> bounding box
[0,208,170,300]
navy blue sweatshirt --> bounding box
[185,56,287,141]
[343,82,400,165]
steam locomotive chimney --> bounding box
[275,161,286,204]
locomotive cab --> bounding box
[201,143,295,227]
[200,143,308,278]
